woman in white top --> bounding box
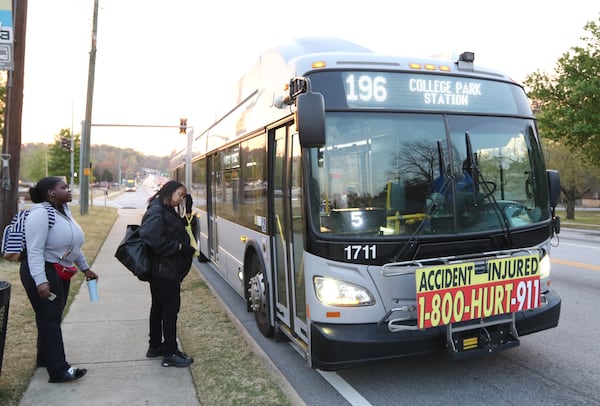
[20,176,98,383]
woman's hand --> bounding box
[36,282,52,299]
[83,269,99,281]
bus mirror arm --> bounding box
[289,77,309,98]
[274,77,314,108]
[547,170,561,236]
[274,95,293,109]
[552,215,561,236]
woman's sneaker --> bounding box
[146,346,163,358]
[48,367,87,383]
[162,350,193,367]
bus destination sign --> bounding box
[340,71,523,115]
[415,254,541,329]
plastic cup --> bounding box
[87,278,99,302]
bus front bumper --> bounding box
[309,290,561,370]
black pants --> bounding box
[148,276,181,355]
[20,261,71,380]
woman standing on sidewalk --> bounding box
[139,180,197,367]
[20,176,98,383]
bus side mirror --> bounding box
[547,170,561,208]
[296,90,326,148]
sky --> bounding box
[20,0,599,157]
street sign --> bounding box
[0,0,14,70]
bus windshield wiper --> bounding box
[435,139,453,198]
[465,132,514,247]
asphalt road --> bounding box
[197,227,600,406]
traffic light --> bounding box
[179,118,187,134]
[60,137,71,150]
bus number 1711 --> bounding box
[344,245,377,260]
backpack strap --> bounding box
[41,202,56,228]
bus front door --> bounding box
[208,153,219,261]
[272,126,308,342]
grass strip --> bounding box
[179,273,292,405]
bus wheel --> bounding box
[248,256,274,337]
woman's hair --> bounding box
[147,180,185,206]
[29,176,63,203]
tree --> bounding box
[543,140,600,219]
[524,16,600,166]
[20,143,48,181]
[101,168,113,182]
[47,128,81,184]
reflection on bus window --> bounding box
[212,135,268,232]
[309,113,550,237]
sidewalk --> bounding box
[19,208,200,406]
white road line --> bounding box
[287,343,371,405]
[557,241,600,250]
[317,370,373,406]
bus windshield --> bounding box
[309,112,550,237]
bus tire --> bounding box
[248,254,274,337]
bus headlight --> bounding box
[314,276,375,307]
[539,253,551,279]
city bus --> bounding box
[171,37,562,370]
[124,179,137,192]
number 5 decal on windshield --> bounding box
[351,211,363,227]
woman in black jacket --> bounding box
[139,180,197,367]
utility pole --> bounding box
[118,149,122,186]
[1,0,27,227]
[80,0,99,215]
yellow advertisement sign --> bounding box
[415,255,540,329]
